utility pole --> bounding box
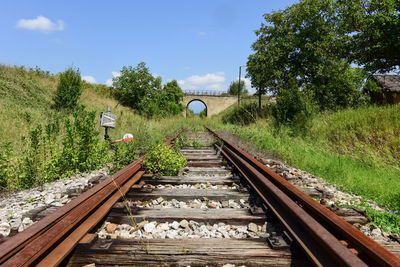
[238,65,244,106]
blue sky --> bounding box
[1,0,297,111]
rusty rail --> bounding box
[0,132,180,266]
[208,128,400,267]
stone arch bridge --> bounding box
[182,91,237,117]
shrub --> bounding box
[222,103,270,125]
[272,87,316,131]
[112,141,139,173]
[143,144,187,175]
[53,67,82,110]
[11,106,110,189]
[172,133,189,148]
[0,142,12,188]
[59,105,109,174]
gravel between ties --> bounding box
[0,165,111,239]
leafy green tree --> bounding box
[272,78,316,129]
[228,80,248,95]
[113,63,184,118]
[113,62,160,110]
[337,0,400,73]
[140,79,184,118]
[53,67,82,110]
[160,80,184,115]
[247,0,364,110]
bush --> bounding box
[143,144,187,175]
[10,106,110,190]
[59,105,110,174]
[222,103,270,125]
[112,141,139,173]
[0,142,12,188]
[53,67,82,110]
[272,87,316,131]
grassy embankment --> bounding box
[0,65,203,190]
[211,104,400,234]
[0,65,204,149]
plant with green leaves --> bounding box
[113,62,161,111]
[0,142,12,188]
[365,206,400,235]
[53,67,82,110]
[59,105,110,174]
[222,102,270,126]
[112,141,139,173]
[143,143,187,176]
[113,63,184,118]
[228,80,248,96]
[337,0,400,73]
[172,133,189,149]
[247,0,365,111]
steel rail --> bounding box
[216,144,365,266]
[209,128,400,266]
[0,159,141,264]
[0,132,180,266]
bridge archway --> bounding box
[182,95,237,118]
[186,99,207,117]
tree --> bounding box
[337,0,400,73]
[53,67,82,110]
[228,80,248,95]
[160,80,184,115]
[113,62,160,110]
[141,80,184,118]
[247,0,364,110]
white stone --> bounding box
[158,223,170,231]
[180,219,189,228]
[248,223,258,233]
[144,222,156,233]
[0,222,11,236]
[44,193,55,205]
[166,230,178,239]
[171,221,180,230]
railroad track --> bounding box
[0,130,399,266]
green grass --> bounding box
[309,105,400,169]
[0,64,210,149]
[211,108,400,212]
[0,64,208,190]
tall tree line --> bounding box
[247,0,399,113]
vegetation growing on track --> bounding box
[143,143,187,176]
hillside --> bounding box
[0,65,198,191]
[0,65,145,147]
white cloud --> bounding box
[112,71,121,77]
[233,77,255,94]
[178,72,225,91]
[16,16,64,33]
[236,77,254,93]
[82,75,96,84]
[106,79,113,87]
[197,32,207,36]
[105,71,121,87]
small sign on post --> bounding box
[100,107,117,140]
